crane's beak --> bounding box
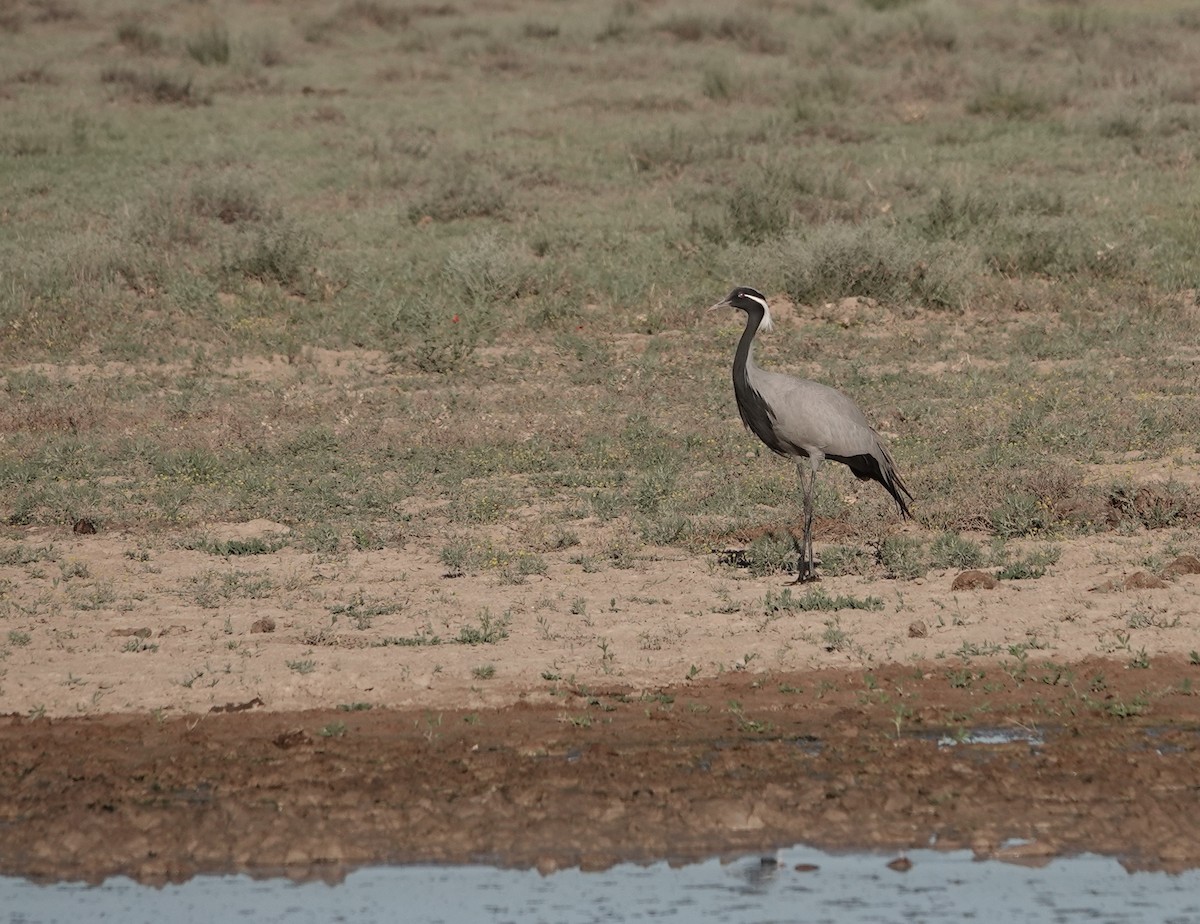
[708,297,731,312]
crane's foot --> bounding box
[790,559,820,584]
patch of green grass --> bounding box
[115,21,164,54]
[455,609,510,645]
[819,544,874,577]
[187,570,275,608]
[928,532,984,570]
[183,535,288,556]
[0,545,58,565]
[821,617,851,652]
[990,493,1047,539]
[100,67,207,105]
[185,24,232,66]
[880,536,926,580]
[376,629,442,647]
[764,587,883,615]
[744,533,797,577]
[995,545,1061,580]
[782,224,969,310]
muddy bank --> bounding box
[4,657,1199,885]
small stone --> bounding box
[109,627,152,638]
[794,863,820,872]
[952,569,998,591]
[908,620,928,638]
[1161,554,1200,580]
[887,856,913,872]
[1125,571,1168,590]
[250,617,276,633]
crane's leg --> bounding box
[792,462,818,583]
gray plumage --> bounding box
[712,286,912,581]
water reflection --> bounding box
[5,847,1200,924]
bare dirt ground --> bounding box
[3,523,1200,883]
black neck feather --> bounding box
[731,307,785,455]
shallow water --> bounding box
[6,846,1200,924]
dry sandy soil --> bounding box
[3,519,1200,884]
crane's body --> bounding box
[713,286,912,581]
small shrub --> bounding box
[472,664,496,680]
[637,512,691,545]
[725,175,791,243]
[920,189,1000,242]
[184,535,288,556]
[996,545,1061,580]
[1107,480,1196,530]
[822,617,851,652]
[745,532,797,577]
[880,535,926,580]
[928,532,984,570]
[523,21,559,39]
[304,524,340,553]
[783,224,966,310]
[990,493,1045,538]
[819,544,874,577]
[629,126,699,173]
[764,587,883,614]
[186,24,232,65]
[449,487,515,525]
[8,630,32,647]
[339,1,410,31]
[0,544,58,565]
[658,12,784,53]
[701,65,734,101]
[101,67,207,106]
[406,160,508,223]
[116,21,164,54]
[444,231,530,306]
[498,552,548,585]
[456,609,509,645]
[967,77,1049,120]
[191,177,270,225]
[223,221,315,289]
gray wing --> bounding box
[750,367,881,461]
[750,366,913,516]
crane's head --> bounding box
[709,286,773,332]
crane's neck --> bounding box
[732,305,768,389]
[731,304,786,453]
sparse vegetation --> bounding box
[763,587,883,616]
[455,609,510,646]
[1,0,1199,723]
[879,537,926,581]
[995,546,1062,581]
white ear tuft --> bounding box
[743,292,772,332]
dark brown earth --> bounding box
[5,656,1200,885]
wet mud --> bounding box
[4,657,1200,885]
